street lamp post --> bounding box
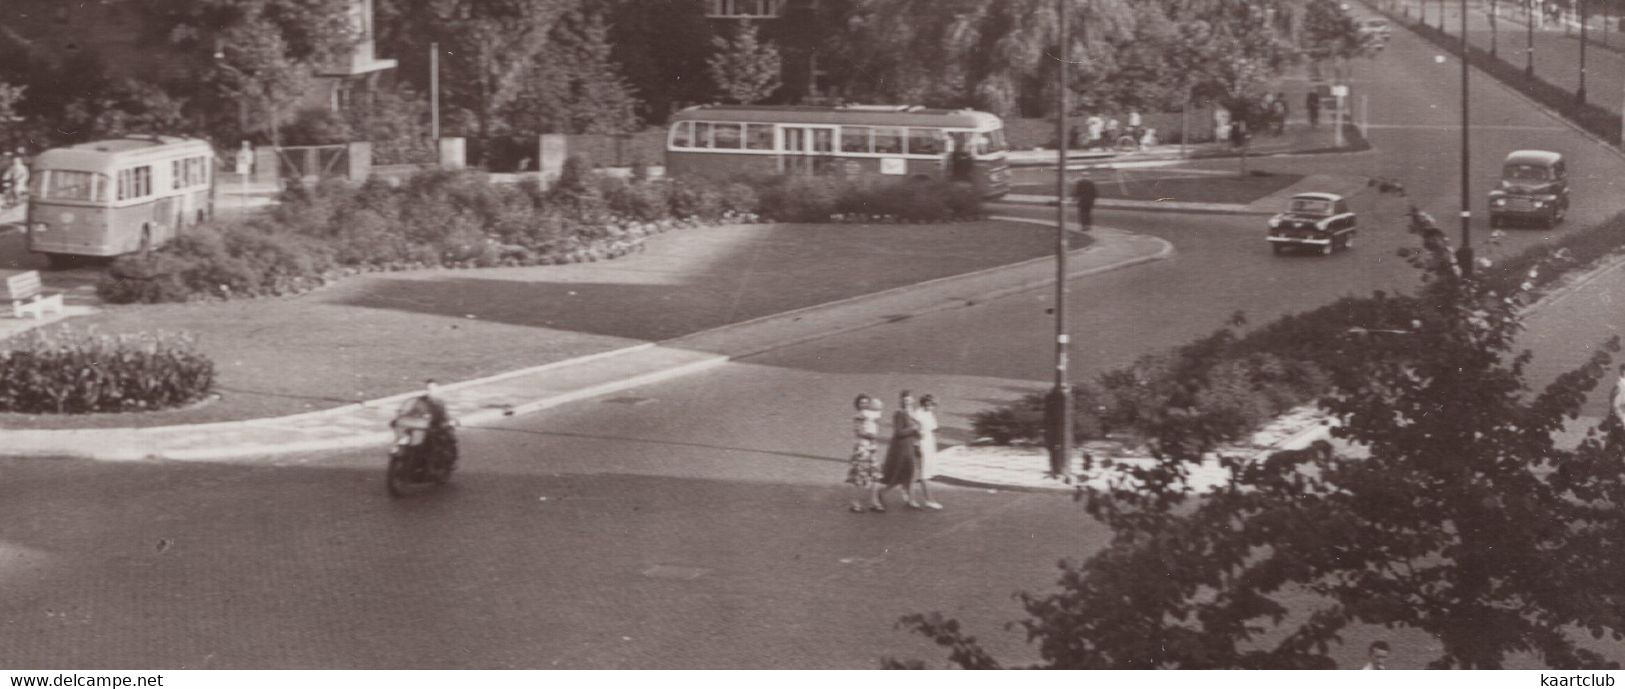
[1527,0,1536,77]
[1051,0,1073,480]
[1491,0,1499,57]
[1579,0,1589,103]
[1460,0,1474,277]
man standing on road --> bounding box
[1306,91,1321,128]
[1073,175,1098,228]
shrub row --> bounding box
[98,162,983,304]
[0,326,214,414]
[1392,6,1622,146]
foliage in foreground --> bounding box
[0,326,214,414]
[897,235,1625,669]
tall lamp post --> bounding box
[1050,0,1074,479]
[1491,0,1499,58]
[1579,0,1589,103]
[1527,0,1536,77]
[1459,0,1474,277]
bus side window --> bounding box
[745,124,774,150]
[695,122,713,149]
[713,123,743,150]
[840,126,872,154]
[874,128,903,155]
[907,128,943,156]
[671,121,693,148]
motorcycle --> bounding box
[386,414,458,497]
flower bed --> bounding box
[0,326,214,413]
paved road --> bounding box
[4,11,1625,671]
[1394,0,1625,113]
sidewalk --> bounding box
[0,219,1173,461]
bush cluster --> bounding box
[0,326,214,414]
[99,163,983,303]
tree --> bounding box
[376,0,574,145]
[503,8,640,135]
[180,0,358,145]
[888,234,1625,669]
[64,79,191,139]
[607,0,716,122]
[1302,0,1363,76]
[706,21,781,105]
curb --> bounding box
[997,195,1270,216]
[7,220,1174,461]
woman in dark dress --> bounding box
[878,390,923,510]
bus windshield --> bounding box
[32,170,109,203]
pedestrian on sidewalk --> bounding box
[1086,115,1104,150]
[1612,365,1625,422]
[1306,91,1321,128]
[910,394,944,510]
[1073,175,1098,228]
[878,390,923,510]
[1360,641,1391,669]
[845,393,885,513]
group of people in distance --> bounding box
[845,390,944,513]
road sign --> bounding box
[1331,84,1350,98]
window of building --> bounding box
[840,126,872,154]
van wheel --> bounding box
[1271,244,1286,255]
[43,253,76,270]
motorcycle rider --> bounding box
[392,379,458,470]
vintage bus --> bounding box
[664,104,1010,197]
[26,135,214,265]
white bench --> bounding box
[5,270,64,320]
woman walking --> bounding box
[911,395,944,510]
[878,390,923,510]
[845,394,884,513]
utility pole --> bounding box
[1460,0,1474,278]
[430,42,441,141]
[1051,0,1073,480]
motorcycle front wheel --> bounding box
[386,451,411,498]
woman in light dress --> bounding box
[845,394,885,513]
[910,394,944,510]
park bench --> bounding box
[4,270,64,320]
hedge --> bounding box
[98,164,983,304]
[0,326,214,414]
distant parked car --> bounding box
[1489,150,1568,228]
[1267,192,1358,255]
[1359,17,1391,40]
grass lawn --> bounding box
[0,219,1090,429]
[1012,169,1304,205]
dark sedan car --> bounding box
[1267,192,1358,256]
